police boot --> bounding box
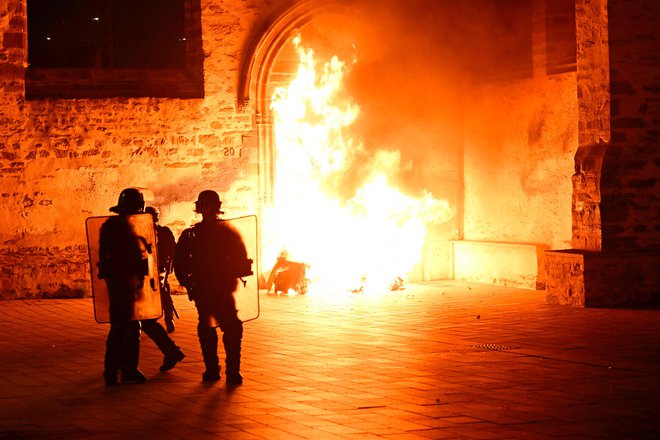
[121,369,147,384]
[226,372,243,386]
[120,323,145,384]
[103,370,119,387]
[202,369,221,382]
[199,325,220,382]
[223,334,242,385]
[160,346,186,372]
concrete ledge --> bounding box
[545,249,660,307]
[452,240,545,290]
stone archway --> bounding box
[236,0,356,281]
[237,0,353,214]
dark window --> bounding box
[462,0,534,82]
[546,0,577,75]
[487,0,534,81]
[26,0,203,99]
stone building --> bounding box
[0,0,658,305]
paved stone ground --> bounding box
[1,281,660,439]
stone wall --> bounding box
[571,0,610,251]
[463,75,576,250]
[570,0,659,253]
[601,0,660,251]
[2,0,658,300]
[0,245,89,298]
[545,0,660,307]
[545,249,660,306]
[0,0,280,298]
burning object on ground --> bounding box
[350,275,405,294]
[266,253,308,295]
[389,276,405,291]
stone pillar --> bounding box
[572,0,610,252]
[545,0,609,306]
[546,0,660,307]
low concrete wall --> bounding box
[452,240,545,290]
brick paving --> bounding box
[1,281,660,439]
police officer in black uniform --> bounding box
[141,206,185,372]
[145,206,178,333]
[174,190,250,385]
[98,188,148,386]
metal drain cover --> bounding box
[474,343,520,351]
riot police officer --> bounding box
[142,206,185,372]
[145,206,179,333]
[174,190,250,385]
[98,188,149,385]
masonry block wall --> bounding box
[570,0,659,253]
[1,0,657,300]
[545,0,660,307]
[570,0,610,251]
[601,0,660,252]
[0,0,276,298]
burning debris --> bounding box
[350,275,405,293]
[263,249,407,295]
[389,276,405,291]
[265,252,308,295]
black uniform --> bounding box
[174,218,247,382]
[155,224,177,327]
[98,215,146,384]
[139,221,184,372]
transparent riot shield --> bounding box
[225,215,260,323]
[86,213,162,323]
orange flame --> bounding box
[266,35,452,295]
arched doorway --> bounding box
[238,0,356,213]
[238,0,463,291]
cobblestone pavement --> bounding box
[1,281,660,439]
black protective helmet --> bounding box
[145,206,160,223]
[110,188,145,214]
[195,189,224,214]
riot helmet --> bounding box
[110,188,145,214]
[145,206,160,223]
[195,190,224,214]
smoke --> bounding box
[283,0,537,208]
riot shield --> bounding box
[86,213,162,323]
[226,215,260,323]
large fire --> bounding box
[265,35,452,295]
